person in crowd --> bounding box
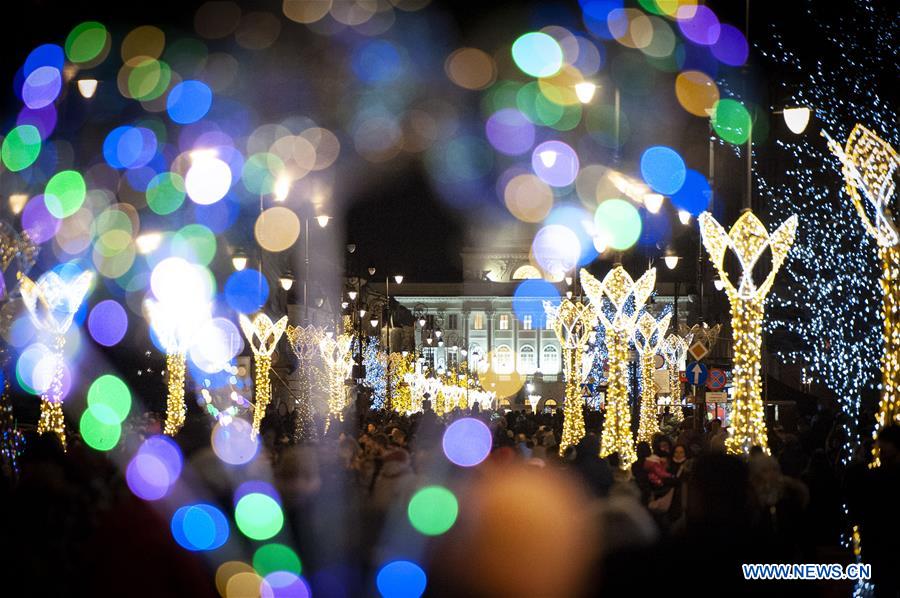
[572,433,614,497]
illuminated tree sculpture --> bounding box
[240,313,288,437]
[286,324,325,443]
[581,266,656,468]
[634,311,672,443]
[699,211,798,455]
[544,297,597,456]
[823,125,899,465]
[319,326,353,430]
[388,352,414,414]
[663,332,693,421]
[18,270,93,449]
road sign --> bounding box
[707,368,727,391]
[706,391,729,402]
[653,354,666,369]
[581,383,594,399]
[688,341,709,362]
[679,371,688,383]
[685,362,708,387]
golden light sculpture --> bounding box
[633,311,672,443]
[286,324,326,442]
[663,332,693,421]
[544,298,598,456]
[319,327,353,430]
[18,270,93,449]
[145,296,211,436]
[581,266,656,468]
[823,124,900,466]
[388,351,414,414]
[239,313,288,436]
[699,210,798,455]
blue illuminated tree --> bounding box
[758,0,898,464]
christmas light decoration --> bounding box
[823,125,899,466]
[388,352,415,414]
[286,324,326,443]
[758,0,895,469]
[319,320,353,429]
[634,311,672,443]
[19,270,93,449]
[699,211,798,455]
[544,297,598,456]
[581,266,656,468]
[145,295,211,436]
[362,337,387,410]
[663,332,693,420]
[240,313,288,436]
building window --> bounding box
[448,314,458,329]
[494,344,513,374]
[518,345,536,374]
[541,345,560,374]
[512,264,542,280]
[499,314,510,330]
[473,313,484,330]
[447,347,458,369]
[522,314,533,330]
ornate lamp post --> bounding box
[319,316,354,430]
[581,265,656,468]
[699,210,798,455]
[824,125,899,465]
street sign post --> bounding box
[688,341,709,362]
[707,368,727,391]
[685,362,708,387]
[706,390,728,402]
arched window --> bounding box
[493,344,513,374]
[541,345,560,374]
[544,399,558,413]
[518,345,536,374]
[512,264,542,280]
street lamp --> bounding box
[279,271,294,291]
[643,193,664,214]
[274,176,291,202]
[714,279,725,291]
[677,210,692,225]
[574,81,597,104]
[77,79,98,98]
[231,251,248,271]
[316,215,331,228]
[394,274,404,284]
[370,317,379,328]
[664,255,680,270]
[368,267,376,276]
[782,107,812,135]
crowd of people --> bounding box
[2,397,899,597]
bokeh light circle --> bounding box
[640,146,686,195]
[87,374,131,424]
[1,124,42,171]
[171,504,230,551]
[407,485,459,536]
[44,170,87,218]
[224,269,269,313]
[167,80,213,124]
[442,418,491,467]
[376,560,427,598]
[512,32,563,78]
[531,140,579,187]
[503,174,553,223]
[212,418,259,465]
[255,207,300,252]
[594,199,642,251]
[234,492,284,540]
[711,98,752,144]
[532,224,581,278]
[186,155,232,205]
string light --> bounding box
[664,332,692,422]
[286,324,326,443]
[318,317,354,431]
[544,297,598,455]
[239,313,289,436]
[758,0,895,469]
[581,266,656,468]
[634,312,671,443]
[388,352,414,414]
[699,211,798,454]
[19,270,94,449]
[823,125,900,466]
